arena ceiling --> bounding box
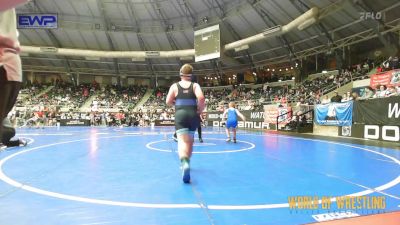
[16,0,400,78]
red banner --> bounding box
[370,69,400,88]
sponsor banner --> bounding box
[207,110,265,122]
[264,105,278,123]
[207,111,224,121]
[315,101,353,126]
[155,120,175,126]
[211,120,271,129]
[242,111,265,122]
[263,105,292,125]
[353,96,400,125]
[339,124,400,142]
[60,119,89,126]
[207,110,274,129]
[370,69,400,88]
[277,107,292,125]
[17,14,58,29]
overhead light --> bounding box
[286,68,288,71]
[85,56,100,61]
[145,51,160,57]
[279,69,282,71]
[180,56,193,61]
[40,47,58,53]
[298,17,317,31]
[322,70,327,74]
[132,58,145,62]
[292,77,295,80]
[272,69,275,72]
[253,72,256,76]
[202,36,210,41]
[291,67,293,69]
[262,25,282,36]
[234,45,249,52]
[267,68,270,71]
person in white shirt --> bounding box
[373,85,389,98]
[321,95,331,104]
[387,86,398,97]
[341,93,348,102]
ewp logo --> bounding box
[17,14,58,29]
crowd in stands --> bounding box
[8,55,400,128]
[92,85,146,111]
[377,56,399,72]
[203,64,370,112]
[16,81,97,111]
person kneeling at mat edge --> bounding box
[1,118,27,149]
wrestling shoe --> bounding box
[19,139,28,147]
[181,160,190,183]
[0,143,6,150]
[226,138,231,142]
[233,139,237,143]
[199,138,203,143]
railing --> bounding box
[276,107,314,132]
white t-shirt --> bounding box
[0,8,22,81]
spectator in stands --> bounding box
[391,56,399,70]
[383,57,391,71]
[330,91,342,103]
[294,97,307,114]
[391,73,400,85]
[351,92,359,101]
[374,85,389,98]
[361,87,374,99]
[346,91,354,101]
[387,86,398,97]
[321,95,330,104]
[341,93,349,102]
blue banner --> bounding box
[315,101,353,126]
[17,14,58,29]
